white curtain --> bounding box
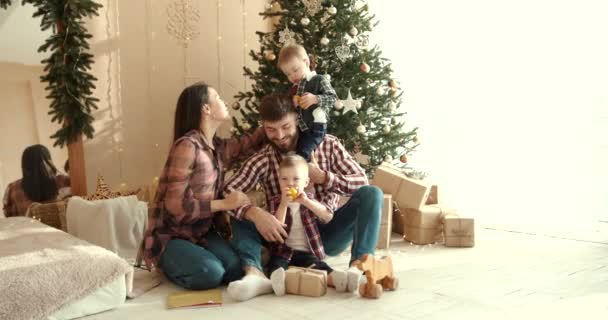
[369,0,607,235]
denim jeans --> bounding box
[296,122,327,161]
[230,185,383,270]
[159,231,243,290]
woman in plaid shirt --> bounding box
[3,144,70,217]
[142,82,266,290]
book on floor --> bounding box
[166,288,222,309]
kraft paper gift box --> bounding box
[285,267,327,297]
[403,205,456,245]
[425,185,439,205]
[443,215,475,247]
[376,195,393,249]
[372,162,432,210]
[392,201,405,235]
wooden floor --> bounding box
[85,226,608,320]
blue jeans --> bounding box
[159,232,243,290]
[230,185,383,270]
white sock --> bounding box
[227,274,273,302]
[270,268,286,296]
[331,270,348,292]
[346,267,362,293]
[312,107,327,123]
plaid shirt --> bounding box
[224,134,368,221]
[2,174,70,217]
[143,128,265,269]
[268,193,325,260]
[291,71,336,130]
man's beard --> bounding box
[269,135,297,153]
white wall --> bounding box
[370,0,608,233]
[0,2,51,65]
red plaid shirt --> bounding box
[143,128,265,269]
[268,193,325,260]
[224,134,368,224]
[2,175,70,217]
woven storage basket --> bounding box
[26,200,68,231]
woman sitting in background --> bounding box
[2,145,71,217]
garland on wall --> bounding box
[1,0,102,147]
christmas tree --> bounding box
[232,0,420,176]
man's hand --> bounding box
[308,152,327,185]
[299,93,319,110]
[246,207,288,243]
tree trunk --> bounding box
[68,135,87,196]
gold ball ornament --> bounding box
[349,26,359,37]
[376,87,384,95]
[400,154,408,163]
[242,122,252,130]
[328,5,337,15]
[301,17,310,26]
[389,79,398,88]
[357,124,366,134]
[264,51,276,61]
[320,37,330,46]
[413,136,420,144]
[360,63,370,73]
[231,101,241,110]
[383,125,391,133]
[335,100,344,110]
[390,87,398,97]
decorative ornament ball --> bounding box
[231,101,241,110]
[384,155,393,162]
[413,136,420,144]
[357,124,366,134]
[301,17,310,26]
[349,27,359,37]
[400,154,408,163]
[360,63,370,73]
[388,102,397,112]
[242,122,251,130]
[389,79,398,88]
[328,5,337,15]
[335,100,344,110]
[390,87,398,97]
[320,37,330,46]
[264,3,272,10]
[376,87,384,95]
[264,51,276,61]
[383,125,391,133]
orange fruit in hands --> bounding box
[288,188,298,200]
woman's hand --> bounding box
[223,190,251,210]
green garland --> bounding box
[1,0,102,147]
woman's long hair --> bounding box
[21,144,59,202]
[173,82,210,142]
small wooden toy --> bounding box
[353,254,399,299]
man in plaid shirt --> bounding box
[224,94,383,301]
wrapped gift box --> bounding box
[425,185,439,205]
[376,195,393,249]
[372,163,432,210]
[403,205,456,245]
[444,215,475,247]
[285,267,327,297]
[392,201,405,235]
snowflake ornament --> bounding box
[278,26,296,45]
[302,0,322,16]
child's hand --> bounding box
[293,95,301,107]
[299,93,319,110]
[293,190,309,204]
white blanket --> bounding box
[0,217,131,320]
[66,196,147,264]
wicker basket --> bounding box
[26,200,68,231]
